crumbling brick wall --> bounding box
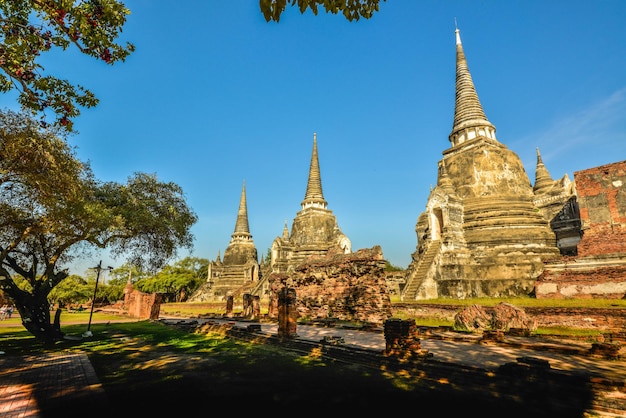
[536,160,626,299]
[267,246,392,324]
[383,318,422,355]
[124,289,162,320]
[537,262,626,299]
[576,160,626,256]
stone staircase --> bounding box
[211,266,254,299]
[249,274,269,299]
[401,240,441,301]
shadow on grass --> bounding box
[0,320,596,417]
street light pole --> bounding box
[83,260,113,338]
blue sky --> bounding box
[3,1,626,275]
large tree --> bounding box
[0,110,197,342]
[259,0,385,22]
[0,0,134,132]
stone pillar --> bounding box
[267,283,279,319]
[225,295,234,318]
[278,287,297,338]
[383,318,421,355]
[242,293,252,318]
[148,293,162,320]
[252,295,261,320]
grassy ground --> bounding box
[0,300,621,416]
[160,297,626,317]
[160,298,624,338]
[0,318,596,417]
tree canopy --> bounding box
[134,257,208,302]
[0,109,197,341]
[260,0,385,22]
[0,0,134,131]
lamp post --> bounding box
[83,260,113,337]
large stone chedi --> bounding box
[270,134,351,274]
[402,29,564,300]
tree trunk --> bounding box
[13,292,64,343]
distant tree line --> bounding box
[44,256,209,309]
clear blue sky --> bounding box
[3,1,625,275]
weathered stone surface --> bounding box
[589,342,625,360]
[394,303,626,333]
[277,287,297,338]
[491,302,538,331]
[383,318,423,356]
[453,304,491,332]
[571,160,626,257]
[267,246,392,324]
[454,302,536,333]
[403,30,566,301]
[123,280,162,320]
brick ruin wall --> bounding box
[575,160,626,257]
[124,289,162,320]
[393,304,626,332]
[267,246,393,324]
[536,160,626,299]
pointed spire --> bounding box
[533,147,555,193]
[449,26,497,147]
[231,181,252,241]
[301,132,328,210]
[282,221,289,239]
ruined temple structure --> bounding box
[532,148,582,255]
[536,160,626,298]
[122,278,162,320]
[250,133,352,298]
[267,246,393,324]
[189,181,260,301]
[270,133,351,272]
[402,28,578,300]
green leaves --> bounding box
[0,0,134,131]
[260,0,384,22]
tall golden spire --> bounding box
[301,132,328,210]
[449,27,497,147]
[232,181,252,241]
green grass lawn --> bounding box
[0,319,595,416]
[161,297,626,318]
[160,298,623,338]
[0,310,136,330]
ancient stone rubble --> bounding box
[453,302,537,333]
[267,246,392,324]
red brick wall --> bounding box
[536,160,626,299]
[575,160,626,256]
[124,290,162,320]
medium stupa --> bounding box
[269,133,351,274]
